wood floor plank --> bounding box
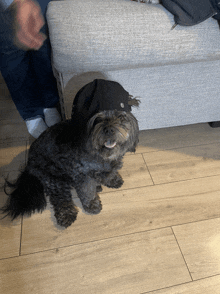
[0,79,29,142]
[0,82,12,101]
[0,228,191,294]
[0,96,16,108]
[0,122,29,143]
[0,192,21,260]
[143,143,220,184]
[21,176,220,255]
[0,143,27,189]
[137,123,220,154]
[0,142,27,169]
[173,218,220,280]
[0,108,23,124]
[151,275,220,294]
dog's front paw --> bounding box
[54,202,78,228]
[83,194,102,214]
[106,173,124,189]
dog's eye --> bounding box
[118,114,126,121]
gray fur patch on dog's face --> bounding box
[87,110,139,160]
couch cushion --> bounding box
[47,0,220,74]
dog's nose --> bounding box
[103,127,115,135]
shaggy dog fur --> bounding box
[1,109,139,228]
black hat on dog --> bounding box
[71,79,139,123]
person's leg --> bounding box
[0,1,61,137]
[29,4,61,127]
[30,0,60,108]
[0,7,45,121]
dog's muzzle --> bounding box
[104,140,117,149]
[103,127,117,149]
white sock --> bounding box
[43,108,61,127]
[25,117,48,139]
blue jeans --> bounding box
[0,0,59,120]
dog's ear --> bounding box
[87,113,100,133]
[126,112,139,153]
[87,112,106,133]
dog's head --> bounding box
[86,110,139,160]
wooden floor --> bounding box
[1,73,220,293]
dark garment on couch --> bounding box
[161,0,220,27]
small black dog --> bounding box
[1,80,139,228]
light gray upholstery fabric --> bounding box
[46,0,220,130]
[47,0,220,73]
[106,60,220,130]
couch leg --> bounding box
[208,122,220,128]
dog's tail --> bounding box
[1,169,47,220]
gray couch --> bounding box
[46,0,220,130]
